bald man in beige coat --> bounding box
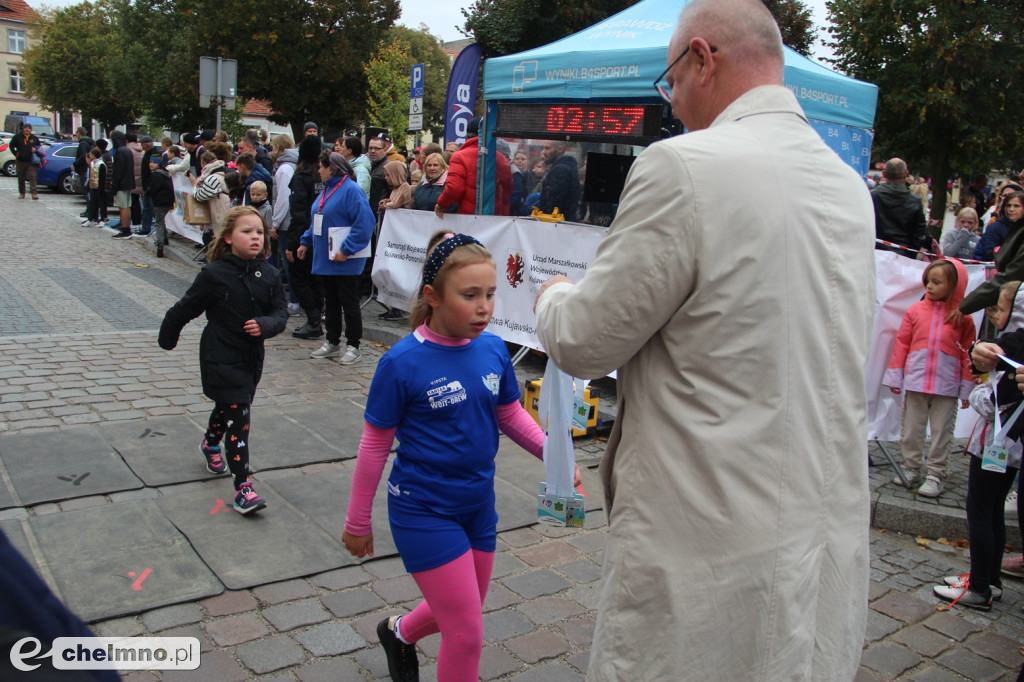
[534,0,875,679]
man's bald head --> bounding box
[666,0,784,130]
[674,0,784,81]
[884,158,908,181]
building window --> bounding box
[8,29,26,54]
[10,68,24,93]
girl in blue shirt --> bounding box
[342,231,579,682]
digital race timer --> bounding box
[495,103,663,144]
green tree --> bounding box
[365,41,413,145]
[461,0,637,57]
[171,0,400,139]
[763,0,814,56]
[827,0,1024,218]
[119,0,214,133]
[20,0,143,132]
[387,25,452,139]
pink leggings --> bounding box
[399,548,495,681]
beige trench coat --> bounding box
[536,85,875,681]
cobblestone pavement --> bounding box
[2,177,1023,680]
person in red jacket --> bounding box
[434,117,512,217]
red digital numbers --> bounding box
[545,105,645,136]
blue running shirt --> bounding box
[365,330,521,514]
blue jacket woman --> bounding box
[298,156,374,277]
[297,152,375,362]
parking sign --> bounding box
[410,64,424,99]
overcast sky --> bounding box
[34,0,836,59]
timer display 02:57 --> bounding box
[496,103,662,143]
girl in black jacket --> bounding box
[159,206,288,514]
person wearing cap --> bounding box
[303,121,319,136]
[181,132,201,176]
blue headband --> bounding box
[422,234,483,286]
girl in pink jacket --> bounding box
[884,258,976,497]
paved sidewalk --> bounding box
[1,178,1023,680]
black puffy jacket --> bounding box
[287,165,317,252]
[159,254,287,403]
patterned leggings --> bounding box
[205,402,251,489]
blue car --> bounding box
[35,142,78,194]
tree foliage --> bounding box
[461,0,637,58]
[386,26,452,140]
[169,0,401,139]
[827,0,1024,216]
[22,0,401,138]
[763,0,814,56]
[21,0,143,132]
[365,41,413,145]
[462,0,817,57]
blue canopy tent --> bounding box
[475,0,877,214]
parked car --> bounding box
[0,137,14,176]
[35,142,78,193]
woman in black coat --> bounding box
[286,135,325,338]
[159,206,287,515]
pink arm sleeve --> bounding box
[343,421,396,536]
[497,401,544,460]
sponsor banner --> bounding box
[166,173,206,244]
[376,224,985,439]
[444,43,483,149]
[372,210,606,350]
[868,249,988,440]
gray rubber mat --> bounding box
[0,428,143,505]
[261,463,396,559]
[250,405,355,470]
[156,483,347,590]
[0,475,15,511]
[275,398,365,456]
[99,417,219,487]
[28,500,222,622]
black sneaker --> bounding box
[291,322,324,339]
[381,307,406,322]
[112,229,132,240]
[377,616,419,682]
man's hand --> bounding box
[534,275,574,312]
[285,249,295,263]
[434,204,445,219]
[331,250,348,262]
[296,245,308,261]
[946,307,964,326]
[243,319,262,337]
